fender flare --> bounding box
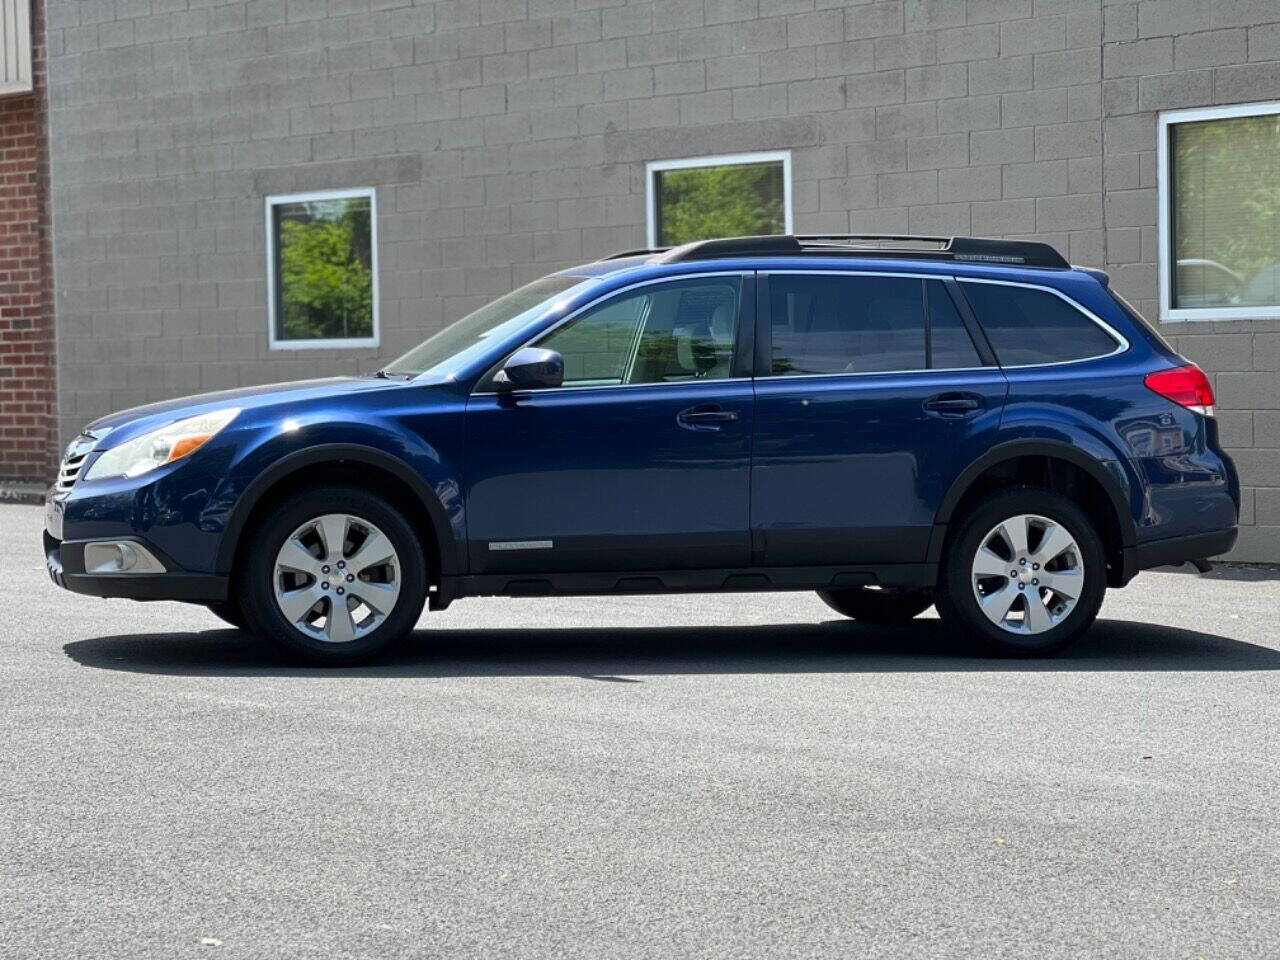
[214,443,460,577]
[928,439,1137,562]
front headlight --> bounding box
[83,408,240,481]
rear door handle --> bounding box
[677,404,740,431]
[923,393,983,416]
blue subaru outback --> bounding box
[45,235,1239,663]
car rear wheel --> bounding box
[935,487,1106,656]
[817,586,934,624]
[237,486,427,665]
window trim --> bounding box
[472,271,752,395]
[645,151,793,250]
[755,270,1127,381]
[1157,100,1280,323]
[265,187,380,351]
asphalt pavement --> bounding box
[2,502,1279,959]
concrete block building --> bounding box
[3,0,1280,560]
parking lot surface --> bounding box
[3,502,1279,959]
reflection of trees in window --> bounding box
[275,197,373,341]
[655,162,785,247]
[1172,114,1280,307]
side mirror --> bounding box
[495,347,564,390]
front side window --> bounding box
[267,189,377,348]
[647,152,791,248]
[535,277,742,387]
[960,282,1119,366]
[1161,103,1280,319]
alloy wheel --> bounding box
[970,513,1084,635]
[272,513,402,644]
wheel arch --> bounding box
[214,443,460,583]
[929,440,1137,585]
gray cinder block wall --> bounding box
[44,0,1280,561]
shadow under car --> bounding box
[62,617,1280,679]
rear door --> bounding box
[750,270,1009,566]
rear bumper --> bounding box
[1121,527,1238,582]
[45,532,228,602]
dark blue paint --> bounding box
[752,368,1008,564]
[47,252,1239,595]
[465,378,754,573]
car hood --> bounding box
[83,377,398,438]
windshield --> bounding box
[381,274,588,377]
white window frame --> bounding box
[645,151,793,250]
[1158,100,1280,323]
[0,0,33,95]
[265,187,380,350]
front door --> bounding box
[751,270,1008,566]
[464,273,755,574]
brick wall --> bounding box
[0,0,54,484]
[41,0,1280,560]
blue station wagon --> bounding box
[45,235,1239,663]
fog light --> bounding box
[83,540,166,575]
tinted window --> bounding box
[925,280,982,369]
[536,277,741,386]
[769,274,926,375]
[960,282,1119,366]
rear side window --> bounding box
[768,274,926,375]
[960,281,1119,366]
[766,274,985,375]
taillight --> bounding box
[1144,363,1215,417]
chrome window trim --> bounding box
[472,267,1131,395]
[956,276,1130,368]
[755,366,993,383]
[471,270,751,397]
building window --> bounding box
[646,152,792,249]
[0,0,33,95]
[1159,102,1280,321]
[266,188,378,349]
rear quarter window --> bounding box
[960,281,1120,366]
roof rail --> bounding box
[652,234,1070,269]
[597,247,667,261]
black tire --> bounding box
[935,486,1106,656]
[204,600,247,631]
[817,586,934,624]
[236,486,428,665]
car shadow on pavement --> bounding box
[63,617,1280,678]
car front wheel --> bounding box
[935,487,1106,656]
[237,486,427,665]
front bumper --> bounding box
[44,530,228,602]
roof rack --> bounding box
[598,247,669,261]
[637,234,1069,269]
